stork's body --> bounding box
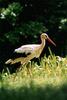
[14,41,45,58]
[5,33,56,65]
[14,33,56,65]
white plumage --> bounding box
[14,44,40,54]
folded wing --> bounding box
[14,44,40,54]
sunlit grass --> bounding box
[0,55,67,89]
[0,54,67,100]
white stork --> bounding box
[5,33,56,65]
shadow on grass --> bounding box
[0,83,67,100]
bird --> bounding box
[5,33,56,65]
[14,33,56,54]
[14,33,56,64]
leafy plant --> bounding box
[20,21,48,36]
[0,2,23,25]
[4,21,48,44]
[59,18,67,31]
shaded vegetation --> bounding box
[0,83,67,100]
[0,0,67,59]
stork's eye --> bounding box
[44,34,48,39]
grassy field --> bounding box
[0,54,67,100]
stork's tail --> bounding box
[5,57,25,65]
[5,53,35,65]
[5,59,13,64]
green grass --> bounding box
[0,55,67,100]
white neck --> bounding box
[41,39,46,47]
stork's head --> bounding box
[41,33,56,46]
[41,33,48,40]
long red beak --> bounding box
[47,36,56,46]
